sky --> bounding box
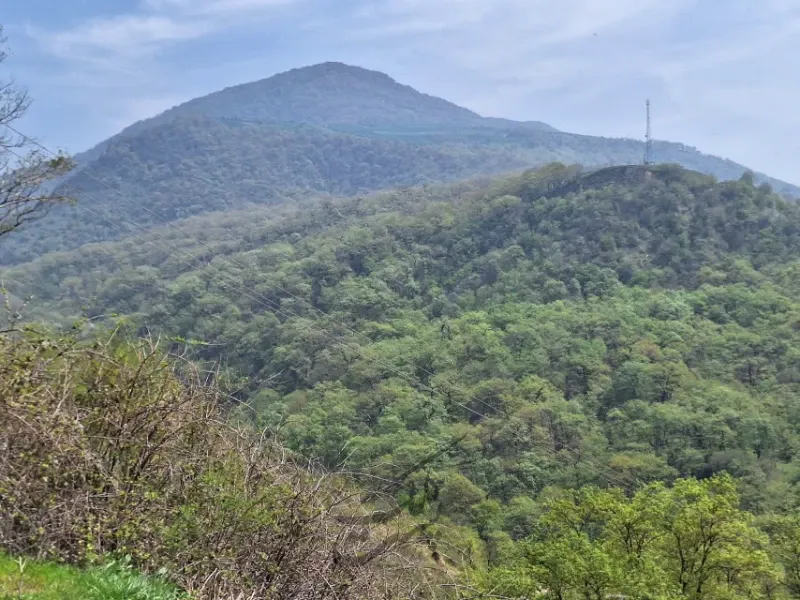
[3,0,800,184]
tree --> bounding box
[0,26,73,238]
[659,476,776,600]
[479,477,779,600]
[763,516,800,597]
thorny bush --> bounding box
[0,328,440,600]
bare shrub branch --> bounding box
[0,27,74,238]
[0,328,446,600]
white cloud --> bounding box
[30,0,298,63]
[338,0,689,96]
[20,0,302,154]
[145,0,296,17]
[34,15,211,62]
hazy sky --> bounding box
[4,0,800,184]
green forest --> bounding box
[4,62,798,268]
[4,162,800,598]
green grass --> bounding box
[0,554,187,600]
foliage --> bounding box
[6,26,800,598]
[4,162,800,595]
[0,553,187,600]
[762,515,800,597]
[0,118,533,264]
[475,475,780,600]
[0,328,439,600]
[158,62,529,128]
[3,163,800,514]
[2,64,796,265]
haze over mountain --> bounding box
[132,62,558,130]
[1,62,796,266]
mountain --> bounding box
[1,62,797,266]
[158,62,558,129]
[5,163,800,508]
[76,61,555,164]
[5,162,800,599]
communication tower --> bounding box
[644,99,653,165]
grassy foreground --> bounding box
[0,554,186,600]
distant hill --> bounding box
[167,62,556,128]
[1,62,796,265]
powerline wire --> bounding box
[5,123,505,414]
[2,127,642,491]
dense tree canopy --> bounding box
[477,475,783,600]
[2,63,796,266]
[5,15,800,597]
[3,161,800,597]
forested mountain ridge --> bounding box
[5,14,800,596]
[1,62,797,265]
[145,62,551,129]
[5,162,800,598]
[5,162,800,514]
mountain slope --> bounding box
[4,164,800,516]
[0,118,543,264]
[163,62,522,127]
[115,62,557,137]
[1,62,796,266]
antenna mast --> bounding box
[644,99,653,166]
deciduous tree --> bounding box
[0,26,72,238]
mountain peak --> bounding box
[163,61,485,128]
[279,61,398,81]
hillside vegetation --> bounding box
[0,329,443,600]
[0,554,186,600]
[5,19,800,599]
[5,162,800,497]
[3,162,800,598]
[2,63,796,266]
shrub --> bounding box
[0,328,435,599]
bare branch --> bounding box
[0,28,74,238]
[0,331,446,600]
